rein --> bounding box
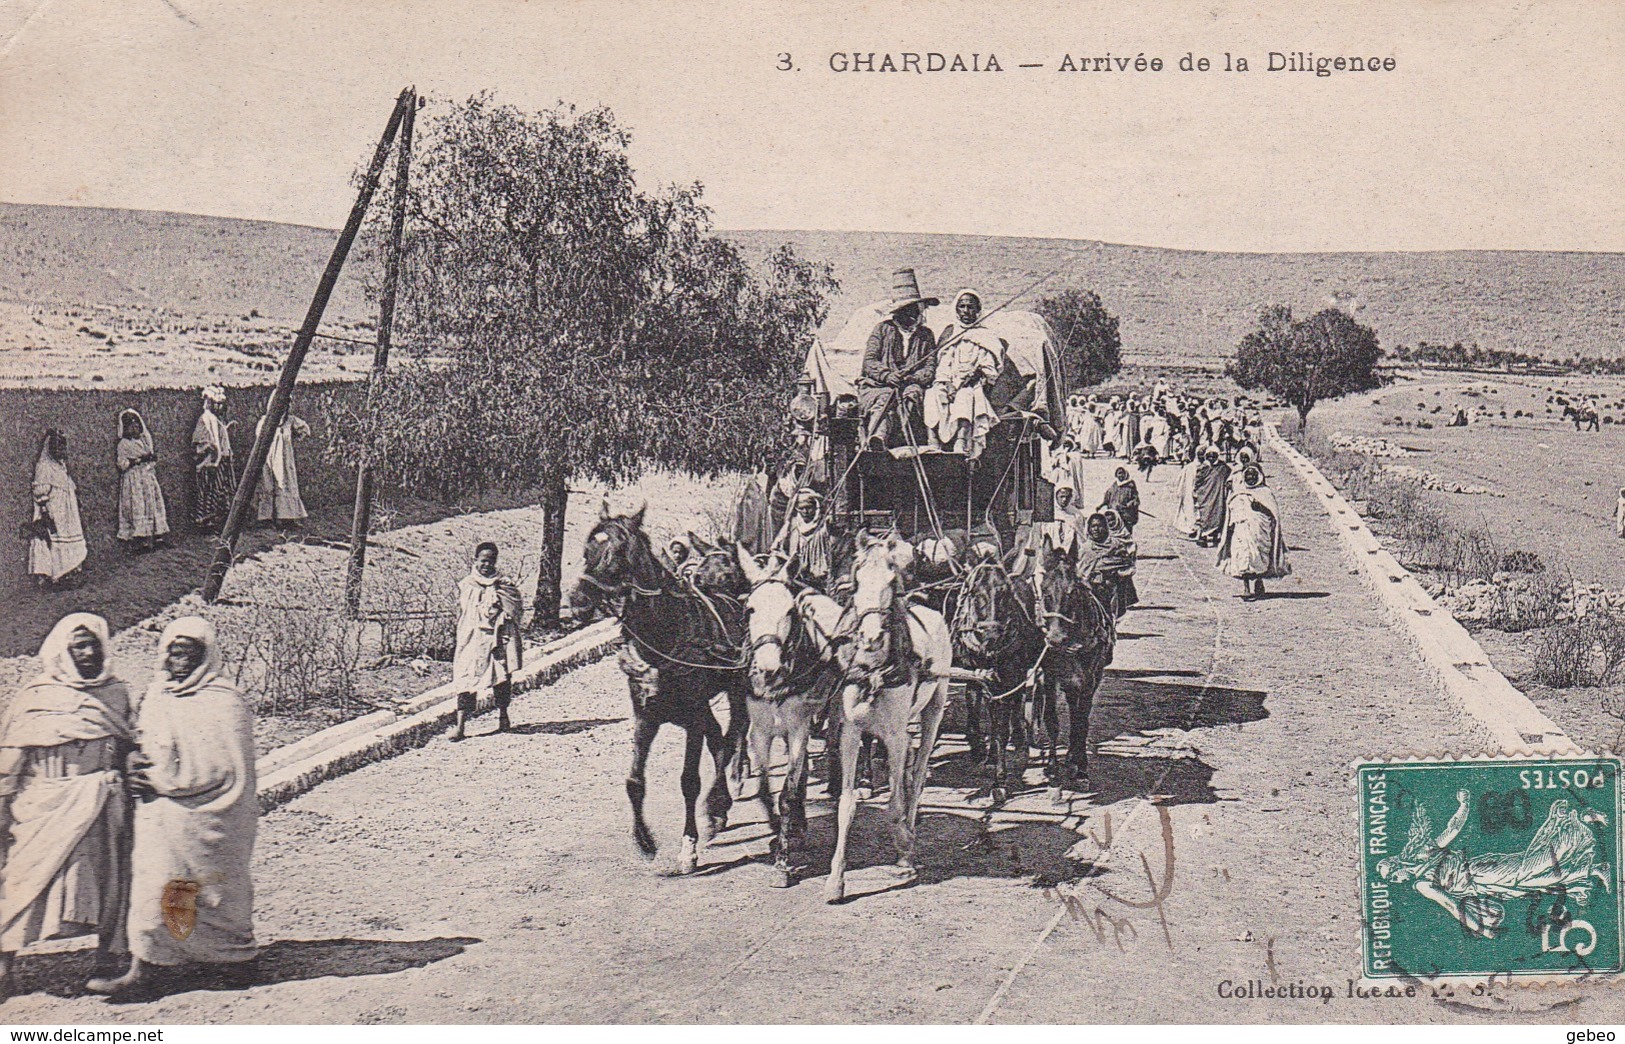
[579,527,746,672]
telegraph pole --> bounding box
[203,88,415,604]
[344,87,417,615]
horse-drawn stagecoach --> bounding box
[800,297,1070,551]
[571,277,1114,900]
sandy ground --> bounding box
[5,446,1619,1024]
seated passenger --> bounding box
[924,288,1003,458]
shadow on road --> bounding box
[504,717,625,737]
[759,669,1273,891]
[6,936,480,1003]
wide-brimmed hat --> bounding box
[888,268,939,312]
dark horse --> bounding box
[1563,403,1601,432]
[951,546,1045,804]
[570,503,749,873]
[1031,540,1116,795]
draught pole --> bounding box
[344,88,417,616]
[202,88,415,604]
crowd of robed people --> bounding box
[726,263,1292,609]
[1041,386,1290,603]
[20,387,311,591]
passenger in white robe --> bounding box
[1217,466,1292,599]
[27,430,86,587]
[254,399,311,526]
[90,618,258,996]
[924,289,1002,458]
[0,615,133,997]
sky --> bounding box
[0,0,1620,252]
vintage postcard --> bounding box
[0,0,1621,1030]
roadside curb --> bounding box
[256,619,622,811]
[1265,425,1577,755]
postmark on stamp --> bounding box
[1358,755,1623,982]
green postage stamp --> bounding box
[1358,756,1623,982]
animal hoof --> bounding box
[1049,786,1065,805]
[769,865,795,889]
[824,880,845,904]
[676,838,699,875]
[709,814,729,836]
[854,785,872,801]
[633,825,658,861]
[991,785,1008,805]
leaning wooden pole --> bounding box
[202,88,414,604]
[344,87,417,616]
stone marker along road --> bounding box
[6,448,1622,1024]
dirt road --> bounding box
[6,448,1620,1024]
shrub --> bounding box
[1499,550,1545,574]
[1484,566,1572,634]
[217,556,370,718]
[1529,612,1625,688]
[1531,623,1592,688]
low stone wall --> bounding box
[1266,424,1577,755]
[256,619,623,811]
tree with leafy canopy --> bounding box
[332,94,837,628]
[1228,305,1384,430]
[1034,288,1122,389]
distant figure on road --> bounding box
[452,542,524,741]
[191,387,236,531]
[90,617,258,997]
[1077,509,1138,619]
[1101,467,1141,531]
[1172,451,1199,538]
[0,614,134,999]
[1218,465,1292,600]
[116,409,169,553]
[27,428,86,588]
[254,398,311,529]
[1193,447,1231,548]
[1615,487,1625,539]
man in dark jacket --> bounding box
[858,268,938,449]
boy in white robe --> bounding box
[451,542,524,740]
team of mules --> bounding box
[570,503,1115,901]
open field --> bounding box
[1313,370,1625,589]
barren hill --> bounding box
[0,202,372,321]
[1,203,1620,388]
[727,229,1625,364]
